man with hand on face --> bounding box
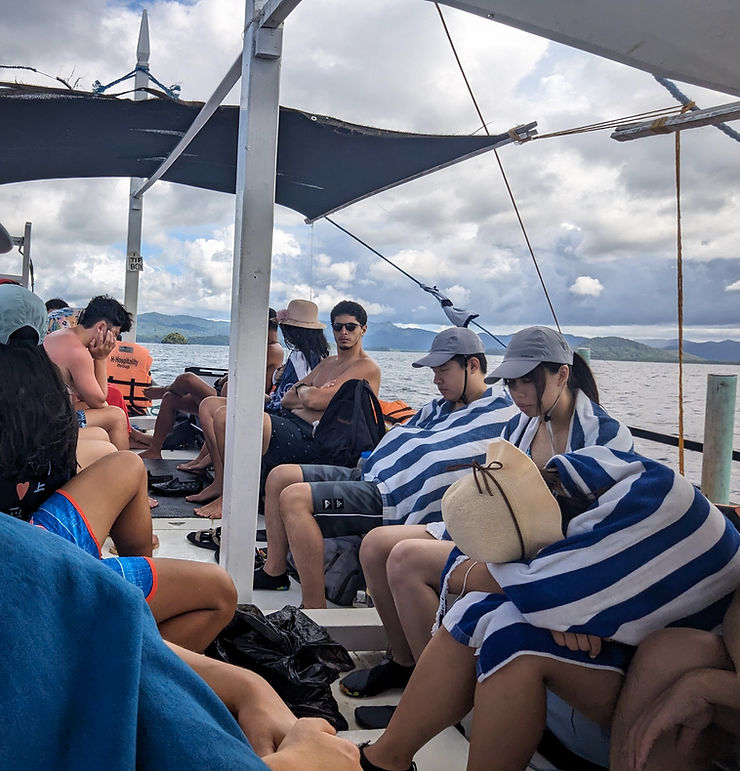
[44,295,132,450]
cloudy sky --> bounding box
[1,0,739,341]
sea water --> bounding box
[146,343,740,501]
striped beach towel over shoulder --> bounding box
[443,446,740,681]
[363,387,518,526]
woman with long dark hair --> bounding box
[0,283,236,652]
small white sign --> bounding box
[128,255,144,272]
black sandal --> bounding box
[186,527,221,551]
[358,743,415,771]
[150,477,204,496]
[340,657,415,698]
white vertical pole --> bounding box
[701,374,737,504]
[21,222,31,288]
[123,11,150,341]
[220,1,285,600]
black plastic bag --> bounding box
[205,604,353,731]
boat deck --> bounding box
[129,445,558,769]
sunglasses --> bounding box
[332,322,360,332]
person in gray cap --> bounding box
[250,327,517,609]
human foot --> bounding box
[143,385,168,399]
[193,497,223,519]
[138,447,163,460]
[148,496,159,509]
[177,461,210,475]
[185,482,220,504]
[253,565,290,591]
[339,658,415,698]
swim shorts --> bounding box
[76,409,87,428]
[301,464,383,537]
[30,490,156,600]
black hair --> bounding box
[449,352,488,375]
[45,298,69,312]
[281,324,330,361]
[0,342,78,482]
[78,295,132,333]
[330,300,367,326]
[268,307,278,332]
[527,352,599,413]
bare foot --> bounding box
[177,461,209,475]
[194,497,223,519]
[143,385,168,400]
[148,496,159,509]
[129,428,152,446]
[185,482,221,504]
[138,448,163,460]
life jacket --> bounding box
[106,341,153,416]
[378,398,416,426]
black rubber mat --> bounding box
[144,458,213,519]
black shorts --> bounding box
[262,411,323,487]
[301,464,383,538]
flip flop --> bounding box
[186,527,221,551]
[150,477,204,496]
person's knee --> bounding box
[386,538,427,589]
[265,465,304,499]
[279,483,313,522]
[116,449,147,483]
[633,627,725,675]
[359,527,395,574]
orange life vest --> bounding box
[107,341,153,416]
[378,398,417,426]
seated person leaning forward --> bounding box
[341,325,633,700]
[0,513,361,770]
[253,327,518,604]
[43,294,132,450]
[359,442,740,771]
[0,283,236,653]
[260,299,380,481]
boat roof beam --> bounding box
[611,100,740,141]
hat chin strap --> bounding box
[543,385,566,457]
[458,360,470,405]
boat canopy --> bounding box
[434,0,740,98]
[0,83,521,222]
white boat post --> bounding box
[220,0,302,600]
[123,10,150,342]
[701,374,738,504]
[0,222,32,288]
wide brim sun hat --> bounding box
[485,326,573,384]
[442,438,564,563]
[412,326,485,368]
[276,299,325,329]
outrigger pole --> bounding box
[123,11,151,342]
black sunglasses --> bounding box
[332,322,360,332]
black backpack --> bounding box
[313,379,386,468]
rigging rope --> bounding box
[433,3,561,332]
[675,125,686,475]
[323,216,506,348]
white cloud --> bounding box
[570,276,604,297]
[726,280,740,292]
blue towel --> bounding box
[440,447,740,681]
[0,513,267,770]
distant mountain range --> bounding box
[136,313,740,363]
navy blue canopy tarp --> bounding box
[0,83,518,222]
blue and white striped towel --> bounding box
[440,446,740,681]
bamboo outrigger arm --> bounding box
[611,100,740,141]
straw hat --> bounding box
[442,439,563,563]
[276,299,325,329]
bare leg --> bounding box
[148,558,237,652]
[83,405,129,450]
[178,443,210,472]
[280,482,327,608]
[262,465,306,574]
[364,627,477,771]
[359,525,435,667]
[60,451,153,556]
[387,538,455,661]
[138,391,200,459]
[467,655,622,771]
[610,627,732,771]
[78,425,110,442]
[187,401,226,504]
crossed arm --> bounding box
[280,358,381,412]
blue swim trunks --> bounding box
[30,490,157,600]
[76,410,87,428]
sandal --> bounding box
[186,527,221,551]
[147,471,173,488]
[339,657,415,698]
[358,743,415,771]
[150,477,204,496]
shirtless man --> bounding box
[43,295,131,451]
[260,299,380,481]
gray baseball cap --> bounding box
[484,326,573,383]
[0,283,48,346]
[412,327,485,368]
